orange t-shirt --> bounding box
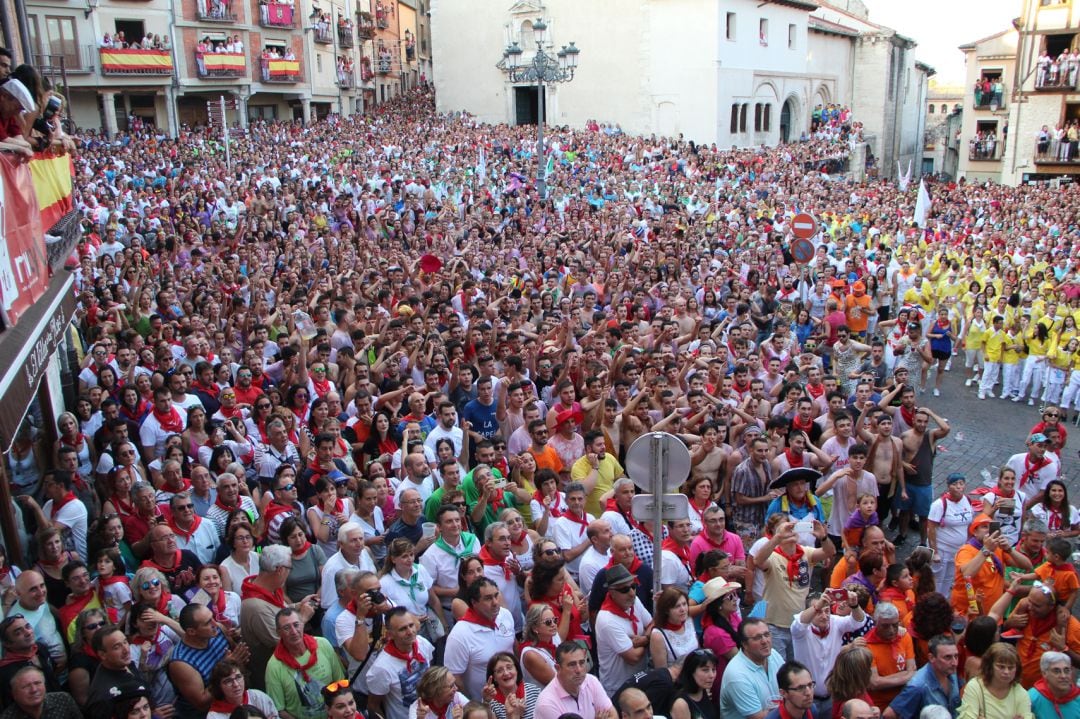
[830,556,853,588]
[530,445,564,474]
[1034,562,1080,606]
[950,543,1006,616]
[866,630,915,710]
[1018,615,1080,687]
[845,293,872,332]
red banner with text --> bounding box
[0,153,48,326]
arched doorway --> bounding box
[780,97,796,143]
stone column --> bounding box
[101,92,118,137]
[301,98,311,124]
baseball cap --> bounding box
[1,79,35,114]
[1028,432,1049,444]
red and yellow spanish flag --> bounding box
[29,151,74,230]
[203,53,246,72]
[100,48,173,73]
[266,59,300,78]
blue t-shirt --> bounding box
[462,398,499,439]
[1030,687,1080,719]
[720,649,784,719]
[888,663,960,719]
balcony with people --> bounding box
[1034,39,1079,90]
[99,33,173,76]
[968,132,1002,161]
[337,57,354,88]
[1035,122,1080,163]
[312,12,333,44]
[972,75,1006,110]
[195,36,246,78]
[337,17,354,47]
[357,11,375,39]
[196,0,238,22]
[260,46,300,82]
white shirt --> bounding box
[367,636,435,719]
[483,560,523,631]
[981,487,1028,546]
[320,549,376,608]
[43,495,88,560]
[1030,502,1080,532]
[596,597,653,693]
[927,495,975,554]
[1005,451,1060,495]
[379,564,435,618]
[443,607,515,700]
[551,512,595,576]
[791,612,865,693]
[577,545,610,597]
[172,516,221,564]
[139,406,188,459]
[660,548,692,590]
[419,534,479,608]
[394,477,434,508]
[424,424,463,456]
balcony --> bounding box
[196,6,238,22]
[968,138,1002,161]
[338,71,354,88]
[973,84,1006,110]
[313,25,332,44]
[405,44,414,62]
[1035,72,1077,91]
[376,13,388,28]
[360,58,373,82]
[1035,139,1080,163]
[259,2,295,28]
[196,51,245,78]
[260,57,300,82]
[338,26,354,48]
[377,56,391,74]
[357,12,375,38]
[99,47,174,76]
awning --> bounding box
[0,271,75,449]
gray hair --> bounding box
[349,570,376,593]
[260,544,291,572]
[873,602,899,622]
[131,481,155,500]
[163,459,181,473]
[1024,517,1050,535]
[919,708,952,719]
[613,477,635,493]
[225,462,246,478]
[1041,650,1071,674]
[338,521,363,544]
[169,491,192,510]
[335,568,361,593]
[216,472,238,485]
[565,482,586,497]
[484,521,508,543]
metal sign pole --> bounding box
[221,95,231,171]
[651,433,663,599]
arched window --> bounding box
[928,104,935,114]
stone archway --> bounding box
[780,97,798,143]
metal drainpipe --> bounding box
[0,0,17,61]
[13,0,32,64]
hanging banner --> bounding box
[99,48,174,74]
[0,152,48,327]
[265,2,294,25]
[29,151,74,231]
[265,59,300,78]
[201,53,246,72]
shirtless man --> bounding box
[743,379,773,420]
[867,411,905,530]
[897,407,950,546]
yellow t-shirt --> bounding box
[984,329,1008,362]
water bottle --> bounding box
[293,309,317,340]
[964,579,980,615]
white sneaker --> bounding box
[933,388,940,397]
[978,391,986,399]
[945,360,952,372]
[965,379,973,387]
[1000,393,1010,399]
[1028,398,1035,406]
[1012,395,1023,402]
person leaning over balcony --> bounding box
[0,79,35,157]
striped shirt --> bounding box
[490,682,542,719]
[171,628,230,682]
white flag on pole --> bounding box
[477,146,487,184]
[897,160,913,192]
[914,179,931,228]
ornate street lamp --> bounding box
[498,18,580,200]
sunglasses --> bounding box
[278,484,296,492]
[610,584,637,594]
[140,579,162,590]
[84,620,106,632]
[325,679,350,693]
[541,548,561,556]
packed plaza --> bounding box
[2,65,1080,719]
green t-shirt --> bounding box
[265,637,344,719]
[460,472,514,537]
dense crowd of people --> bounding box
[2,84,1080,719]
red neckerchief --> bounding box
[600,596,640,634]
[1034,678,1080,717]
[806,382,825,399]
[155,590,174,615]
[662,538,692,575]
[460,607,498,630]
[811,620,830,638]
[494,682,525,706]
[61,433,86,449]
[778,700,808,719]
[50,492,78,518]
[1022,453,1052,488]
[209,692,248,715]
[1046,506,1065,531]
[689,498,711,527]
[96,575,129,605]
[662,620,686,632]
[1026,610,1061,659]
[0,641,37,666]
[110,493,136,516]
[784,448,805,468]
[143,549,182,573]
[273,634,320,681]
[899,405,915,428]
[167,514,202,542]
[291,541,313,559]
[214,495,240,512]
[604,498,651,538]
[382,639,426,673]
[606,554,642,575]
[520,639,557,659]
[240,576,286,608]
[262,502,296,540]
[562,510,589,537]
[864,627,905,669]
[792,415,814,432]
[290,404,310,424]
[71,471,91,494]
[995,486,1016,499]
[479,545,511,580]
[311,377,331,398]
[1049,561,1079,576]
[209,588,228,623]
[774,544,806,585]
[535,490,563,517]
[152,406,184,433]
[218,405,243,420]
[192,380,220,399]
[879,586,914,614]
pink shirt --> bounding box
[533,673,613,719]
[689,529,746,569]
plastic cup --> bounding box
[422,522,437,538]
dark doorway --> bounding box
[514,85,544,126]
[780,98,794,142]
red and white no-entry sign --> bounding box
[791,212,818,240]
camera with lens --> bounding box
[30,95,62,152]
[366,589,386,605]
